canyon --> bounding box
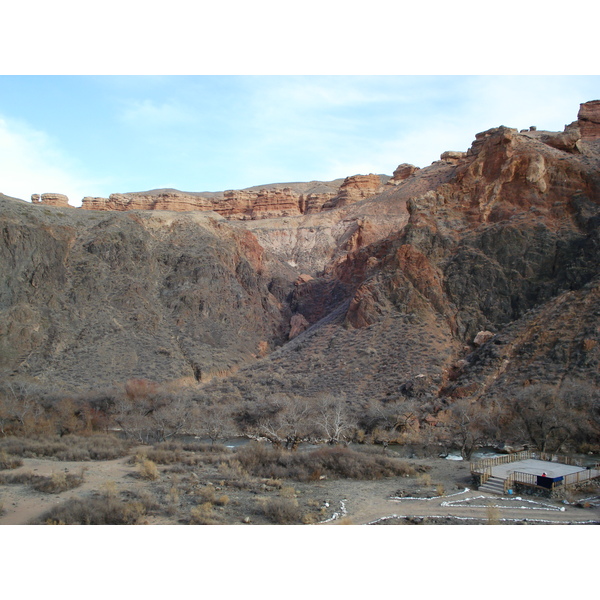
[1,101,599,422]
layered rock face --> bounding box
[81,188,321,218]
[577,99,600,141]
[319,174,383,211]
[31,193,70,207]
[79,177,383,220]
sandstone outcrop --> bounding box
[81,192,215,213]
[31,193,70,207]
[81,186,347,219]
[440,151,467,162]
[321,174,383,210]
[577,99,600,141]
[387,163,420,185]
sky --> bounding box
[1,75,598,206]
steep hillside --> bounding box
[0,201,287,390]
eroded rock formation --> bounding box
[79,179,381,220]
[577,99,600,141]
[387,163,420,185]
[321,174,383,210]
[31,193,70,207]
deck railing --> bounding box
[504,468,600,493]
[564,468,600,487]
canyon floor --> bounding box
[1,446,598,526]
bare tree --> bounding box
[509,385,576,452]
[315,394,351,445]
[111,379,192,443]
[255,394,314,450]
[0,382,46,435]
[362,398,420,447]
[444,398,491,460]
[189,402,234,445]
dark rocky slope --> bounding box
[0,202,287,390]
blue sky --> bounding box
[1,75,599,206]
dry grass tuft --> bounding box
[0,450,23,470]
[486,501,501,525]
[189,502,216,525]
[138,459,160,481]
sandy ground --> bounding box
[1,452,599,526]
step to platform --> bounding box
[479,476,505,495]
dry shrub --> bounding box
[301,512,319,524]
[233,443,416,481]
[36,497,147,525]
[418,473,433,487]
[0,470,37,485]
[128,489,160,513]
[265,478,282,489]
[32,470,85,494]
[215,495,229,507]
[0,450,23,470]
[0,434,128,461]
[279,486,297,499]
[138,459,159,481]
[436,483,445,497]
[145,447,184,465]
[197,485,216,503]
[260,497,302,524]
[486,502,501,525]
[164,486,181,516]
[145,441,227,466]
[189,502,216,525]
[101,480,118,499]
[167,486,180,505]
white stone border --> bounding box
[318,499,348,523]
[390,487,471,502]
[441,495,566,512]
[366,514,600,525]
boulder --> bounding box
[440,150,467,162]
[388,163,420,184]
[473,331,494,346]
[289,313,310,339]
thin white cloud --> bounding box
[118,99,196,128]
[0,115,102,206]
